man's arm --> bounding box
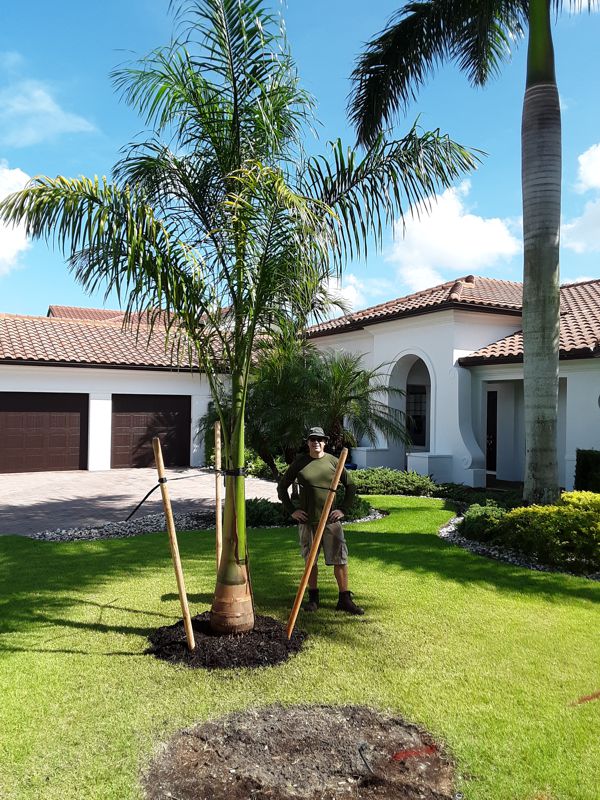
[277,461,300,517]
[329,460,356,522]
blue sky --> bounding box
[1,1,599,316]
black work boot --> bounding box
[304,588,320,612]
[336,591,364,615]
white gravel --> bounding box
[30,509,385,542]
[438,514,600,581]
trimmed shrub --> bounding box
[493,505,600,573]
[245,452,287,480]
[561,490,600,513]
[245,493,373,528]
[245,498,289,527]
[352,468,437,496]
[574,449,600,492]
[458,502,507,542]
[437,483,523,510]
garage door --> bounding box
[0,393,88,473]
[111,394,191,468]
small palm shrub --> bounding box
[352,468,437,496]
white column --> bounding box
[88,393,112,471]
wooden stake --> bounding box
[152,437,196,652]
[214,420,223,572]
[286,448,348,640]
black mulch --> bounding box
[146,612,307,669]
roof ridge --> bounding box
[3,313,154,330]
[560,277,600,288]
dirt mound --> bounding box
[146,612,307,669]
[142,705,455,800]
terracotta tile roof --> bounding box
[459,279,600,365]
[47,305,125,322]
[0,312,194,370]
[306,275,523,337]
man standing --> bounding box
[278,427,364,615]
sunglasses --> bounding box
[308,437,326,443]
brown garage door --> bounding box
[0,393,88,473]
[111,394,191,468]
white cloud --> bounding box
[563,197,600,253]
[387,181,521,291]
[0,160,31,275]
[326,273,397,313]
[0,51,24,72]
[575,143,600,193]
[0,80,95,147]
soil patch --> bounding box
[146,612,307,669]
[142,705,455,800]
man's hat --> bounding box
[306,426,329,440]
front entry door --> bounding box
[486,391,497,473]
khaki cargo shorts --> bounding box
[298,521,348,566]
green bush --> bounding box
[245,498,289,527]
[575,449,600,492]
[352,468,437,496]
[493,505,600,573]
[245,492,373,528]
[458,502,507,541]
[437,483,523,509]
[245,451,287,480]
[561,490,600,512]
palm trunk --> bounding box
[210,371,254,633]
[521,0,561,504]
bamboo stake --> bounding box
[286,448,348,640]
[152,437,196,652]
[214,420,223,572]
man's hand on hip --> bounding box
[328,510,345,523]
[292,510,308,523]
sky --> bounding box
[1,1,600,317]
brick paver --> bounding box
[0,468,279,536]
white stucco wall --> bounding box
[471,361,598,490]
[1,364,213,470]
[311,309,522,484]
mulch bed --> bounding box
[146,612,307,669]
[142,705,456,800]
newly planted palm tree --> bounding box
[0,0,477,633]
[349,0,596,504]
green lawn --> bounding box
[1,496,598,800]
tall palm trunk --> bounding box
[521,0,561,504]
[210,371,254,633]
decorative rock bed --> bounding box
[438,514,600,581]
[29,509,384,542]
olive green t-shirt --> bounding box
[277,453,356,525]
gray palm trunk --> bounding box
[521,2,561,504]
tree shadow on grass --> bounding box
[1,507,597,659]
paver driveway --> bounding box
[0,468,280,536]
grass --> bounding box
[0,495,598,800]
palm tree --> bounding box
[314,350,410,455]
[349,0,594,504]
[0,0,477,634]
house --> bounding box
[306,275,600,490]
[0,306,211,473]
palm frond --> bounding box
[349,0,527,146]
[305,125,480,266]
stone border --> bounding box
[29,508,385,542]
[438,514,600,582]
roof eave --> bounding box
[307,302,523,340]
